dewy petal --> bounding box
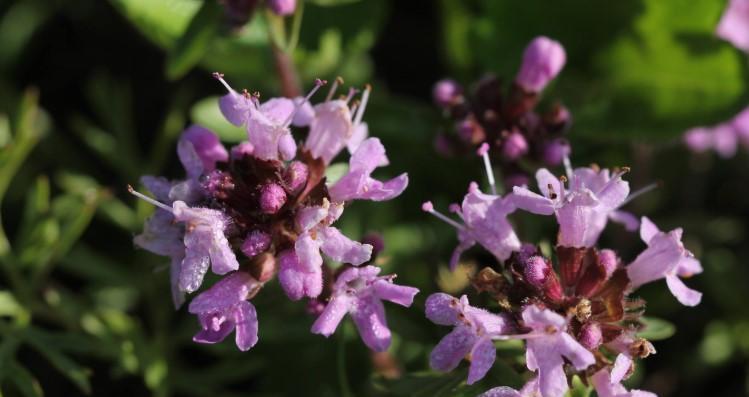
[277,249,323,300]
[170,256,186,309]
[179,250,210,293]
[134,210,184,257]
[511,186,555,215]
[425,293,462,326]
[372,279,418,307]
[305,100,353,164]
[193,317,234,344]
[311,293,353,337]
[430,325,477,372]
[717,0,749,53]
[188,272,255,314]
[294,232,323,272]
[233,300,259,351]
[181,125,228,172]
[296,205,328,232]
[666,274,702,306]
[467,336,496,385]
[351,294,391,352]
[627,232,683,288]
[477,387,521,397]
[319,226,373,265]
[609,210,640,232]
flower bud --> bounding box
[283,161,308,195]
[248,252,276,283]
[259,183,287,214]
[544,104,572,132]
[433,79,462,108]
[579,322,603,350]
[683,127,712,153]
[241,230,272,258]
[598,249,618,278]
[524,256,549,288]
[267,0,296,16]
[712,124,738,158]
[457,118,486,144]
[542,138,571,166]
[501,130,529,161]
[515,36,566,93]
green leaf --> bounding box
[372,370,468,397]
[0,291,24,318]
[569,375,592,397]
[190,96,246,142]
[325,162,349,184]
[166,0,222,80]
[638,316,676,341]
[5,361,44,397]
[23,330,92,394]
[108,0,201,48]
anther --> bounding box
[352,83,371,127]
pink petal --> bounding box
[294,232,323,272]
[233,301,259,351]
[511,186,555,215]
[666,274,702,306]
[351,294,391,352]
[372,280,418,307]
[430,325,477,372]
[319,226,373,265]
[311,294,353,337]
[609,210,640,232]
[717,0,749,52]
[424,293,462,325]
[467,336,496,384]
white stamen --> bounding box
[127,185,172,212]
[283,78,326,127]
[352,84,371,127]
[422,201,464,230]
[325,76,343,102]
[563,155,573,181]
[477,143,497,195]
[621,182,659,206]
[212,72,234,94]
[344,87,358,104]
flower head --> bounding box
[425,293,511,384]
[311,266,418,351]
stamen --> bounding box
[283,78,326,127]
[344,87,358,104]
[349,100,361,119]
[422,201,464,230]
[477,142,497,195]
[352,84,371,127]
[563,155,573,181]
[620,181,660,206]
[127,185,172,212]
[448,203,465,221]
[325,76,344,102]
[212,72,234,93]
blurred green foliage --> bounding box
[0,0,748,396]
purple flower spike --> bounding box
[267,0,296,16]
[433,79,463,108]
[181,125,229,173]
[717,0,749,53]
[512,164,637,248]
[425,293,511,384]
[522,305,595,397]
[329,138,409,202]
[188,272,260,351]
[515,36,566,93]
[311,266,418,351]
[591,367,657,397]
[627,217,702,306]
[171,201,240,293]
[478,378,539,397]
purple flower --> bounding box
[277,200,373,300]
[433,79,463,108]
[626,217,702,306]
[478,378,539,397]
[423,182,521,270]
[515,36,566,93]
[267,0,296,16]
[214,74,323,161]
[311,265,418,351]
[425,293,511,384]
[591,364,657,397]
[717,0,749,52]
[502,130,530,161]
[521,305,595,397]
[180,125,229,172]
[188,271,260,351]
[682,107,749,157]
[328,137,409,202]
[512,165,638,248]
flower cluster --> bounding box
[423,150,701,396]
[432,36,571,189]
[683,0,749,157]
[131,74,417,352]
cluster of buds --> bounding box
[683,0,749,158]
[130,74,418,352]
[432,36,571,189]
[423,150,701,396]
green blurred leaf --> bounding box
[308,0,361,6]
[325,162,349,184]
[166,0,222,80]
[372,370,468,397]
[638,316,676,341]
[23,329,92,394]
[108,0,201,48]
[569,375,592,397]
[5,361,44,397]
[0,291,23,318]
[190,96,246,142]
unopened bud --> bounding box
[578,322,602,350]
[260,183,287,214]
[283,161,308,195]
[241,230,272,258]
[267,0,296,16]
[524,256,549,289]
[501,130,529,161]
[249,252,276,283]
[433,79,462,108]
[542,138,571,167]
[515,36,566,93]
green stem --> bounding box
[286,0,305,53]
